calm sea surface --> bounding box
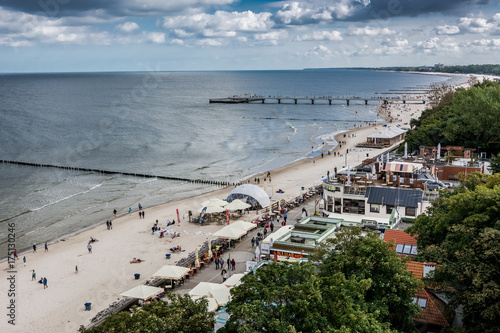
[0,69,466,253]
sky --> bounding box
[0,0,499,72]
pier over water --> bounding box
[210,95,427,105]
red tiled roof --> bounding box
[406,261,424,279]
[384,229,417,246]
[413,288,450,327]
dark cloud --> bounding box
[0,0,121,17]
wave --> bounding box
[30,183,103,212]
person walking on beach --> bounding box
[227,258,231,271]
[220,258,224,270]
[138,203,142,210]
[23,256,26,266]
[75,265,78,274]
[231,258,236,271]
[43,277,48,289]
[32,270,36,281]
[33,243,37,253]
[113,209,117,217]
[106,220,110,230]
[87,243,92,254]
[142,211,145,219]
[45,242,48,252]
[251,237,255,247]
[215,257,220,269]
[13,250,18,259]
[129,207,132,215]
[109,220,113,229]
[270,222,274,233]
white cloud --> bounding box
[196,38,223,46]
[146,32,166,43]
[304,45,333,58]
[435,25,460,35]
[348,26,396,36]
[296,30,342,41]
[117,22,139,32]
[169,38,185,45]
[254,30,288,45]
[162,10,273,32]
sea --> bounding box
[0,69,467,255]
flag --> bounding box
[199,207,207,224]
[176,209,180,224]
[226,209,230,225]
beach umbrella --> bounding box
[207,239,212,258]
[201,198,227,207]
[152,265,190,280]
[191,295,219,312]
[255,246,261,261]
[212,224,248,239]
[404,142,408,159]
[224,199,251,211]
[222,273,245,288]
[188,282,231,306]
[200,205,225,214]
[120,285,164,300]
[229,220,256,232]
[195,247,200,268]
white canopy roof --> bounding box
[152,265,190,280]
[212,224,248,239]
[222,273,245,288]
[368,126,406,139]
[226,184,270,208]
[120,285,164,300]
[188,282,231,306]
[229,220,257,232]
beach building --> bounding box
[226,184,271,209]
[365,126,406,147]
[383,229,418,257]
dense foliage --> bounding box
[408,173,500,333]
[390,64,500,76]
[220,228,420,333]
[78,293,215,333]
[404,80,500,155]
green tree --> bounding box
[408,173,500,332]
[79,293,215,333]
[488,153,500,174]
[315,227,420,332]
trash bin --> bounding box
[134,273,140,280]
[166,254,171,259]
[301,186,305,190]
[84,303,92,311]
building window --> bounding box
[413,297,428,308]
[396,244,404,253]
[370,204,380,213]
[403,244,412,254]
[411,245,418,255]
[405,207,416,217]
[386,205,394,214]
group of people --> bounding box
[215,257,236,272]
[35,273,48,289]
[105,220,113,230]
[170,246,182,252]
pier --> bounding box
[0,160,232,187]
[210,95,427,105]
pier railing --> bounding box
[210,95,428,105]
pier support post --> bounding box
[403,100,406,104]
[329,99,331,105]
[311,99,314,105]
[365,100,368,105]
[278,99,281,104]
[346,99,349,106]
[294,99,297,104]
[262,99,265,104]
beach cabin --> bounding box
[366,126,406,147]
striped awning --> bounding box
[381,163,415,173]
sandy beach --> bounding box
[1,98,430,332]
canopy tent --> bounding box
[224,199,251,211]
[380,162,423,173]
[229,220,257,232]
[201,198,227,208]
[199,205,225,214]
[367,126,406,140]
[120,285,164,300]
[222,273,245,288]
[226,184,271,209]
[191,295,219,312]
[188,282,231,306]
[212,224,248,239]
[152,265,190,280]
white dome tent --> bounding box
[226,184,270,209]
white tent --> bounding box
[120,285,164,300]
[226,184,271,208]
[229,220,257,232]
[199,205,225,214]
[222,273,245,288]
[191,295,219,312]
[224,199,251,211]
[201,198,227,207]
[152,265,190,280]
[188,282,231,306]
[212,224,247,239]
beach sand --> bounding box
[1,100,427,332]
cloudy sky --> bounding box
[1,0,499,72]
